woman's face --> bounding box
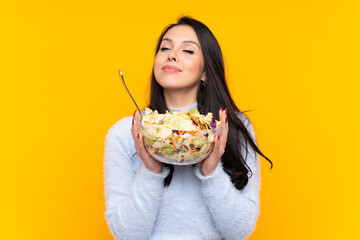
[154,25,205,91]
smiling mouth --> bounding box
[162,65,182,73]
[162,68,182,73]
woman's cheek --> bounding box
[189,62,204,76]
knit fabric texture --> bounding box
[103,102,261,240]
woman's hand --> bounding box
[200,108,229,176]
[131,109,163,174]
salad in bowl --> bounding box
[140,108,221,165]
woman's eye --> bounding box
[183,50,194,54]
[159,47,194,54]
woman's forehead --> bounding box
[162,25,200,45]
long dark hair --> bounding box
[148,16,273,190]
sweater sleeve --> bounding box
[194,115,261,240]
[103,117,170,240]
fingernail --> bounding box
[218,135,220,140]
[132,118,134,125]
[133,109,137,118]
[138,133,140,139]
[225,108,227,115]
[220,107,223,112]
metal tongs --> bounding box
[118,70,143,121]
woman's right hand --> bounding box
[131,109,163,174]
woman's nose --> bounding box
[167,49,177,62]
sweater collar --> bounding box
[167,102,198,112]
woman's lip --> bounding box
[162,65,182,73]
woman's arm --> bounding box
[104,117,170,240]
[194,118,261,240]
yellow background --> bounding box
[1,0,359,239]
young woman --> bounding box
[104,16,273,240]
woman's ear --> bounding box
[201,71,206,81]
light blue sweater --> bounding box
[103,102,261,240]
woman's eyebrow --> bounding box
[162,38,200,49]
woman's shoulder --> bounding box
[234,110,257,144]
[106,115,133,140]
[104,115,136,159]
[235,111,253,129]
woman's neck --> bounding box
[163,87,198,108]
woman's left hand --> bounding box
[200,108,228,176]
